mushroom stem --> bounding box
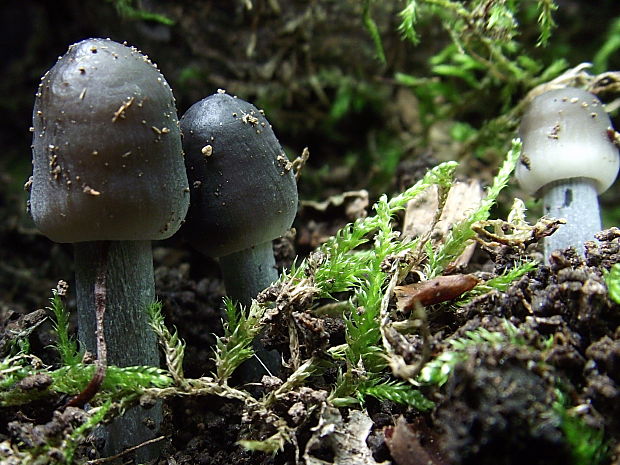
[542,177,601,261]
[74,240,161,462]
[219,240,278,307]
[218,240,281,377]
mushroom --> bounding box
[180,91,298,376]
[516,87,619,260]
[30,38,189,460]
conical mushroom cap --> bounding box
[30,38,189,243]
[181,92,298,257]
[516,87,619,196]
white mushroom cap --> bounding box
[516,87,619,195]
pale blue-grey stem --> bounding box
[218,240,281,379]
[75,240,161,463]
[542,178,601,262]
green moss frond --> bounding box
[553,390,608,465]
[148,301,187,386]
[604,263,620,304]
[358,378,434,410]
[536,0,558,46]
[362,0,387,64]
[428,139,521,277]
[417,322,520,387]
[48,289,81,366]
[64,401,112,464]
[106,0,174,25]
[213,298,265,382]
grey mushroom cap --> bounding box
[516,87,619,196]
[180,92,298,257]
[30,38,189,243]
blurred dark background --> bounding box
[1,0,619,314]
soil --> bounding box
[1,1,620,465]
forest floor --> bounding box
[1,161,619,465]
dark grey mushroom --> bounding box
[180,91,298,376]
[30,38,189,461]
[516,87,619,259]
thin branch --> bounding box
[66,242,109,408]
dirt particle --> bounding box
[519,153,531,170]
[16,373,53,391]
[201,145,213,157]
[276,153,293,173]
[241,113,259,125]
[50,165,61,179]
[83,186,101,196]
[112,96,135,122]
[547,122,560,140]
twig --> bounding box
[86,435,166,464]
[66,242,109,408]
[380,259,432,383]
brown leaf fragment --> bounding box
[395,274,479,311]
[384,416,446,465]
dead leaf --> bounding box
[395,274,479,310]
[301,190,369,220]
[384,416,446,465]
[403,180,483,268]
